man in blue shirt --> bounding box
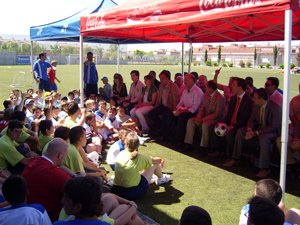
[84,52,98,98]
[33,52,52,92]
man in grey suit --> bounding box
[181,80,226,155]
[224,88,282,178]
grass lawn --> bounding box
[1,64,300,224]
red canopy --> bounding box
[80,0,300,43]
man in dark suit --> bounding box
[149,70,161,89]
[181,80,225,155]
[148,70,180,142]
[209,78,253,157]
[224,88,282,178]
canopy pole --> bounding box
[188,42,192,73]
[280,9,292,203]
[182,43,184,76]
[79,35,84,108]
[117,42,120,73]
[30,41,34,90]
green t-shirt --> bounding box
[0,135,25,170]
[38,133,53,152]
[1,126,30,143]
[58,208,114,225]
[63,117,77,129]
[114,150,152,188]
[63,143,85,173]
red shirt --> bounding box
[22,157,70,223]
[47,67,56,84]
[0,120,9,132]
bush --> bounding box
[239,60,245,68]
[185,62,189,66]
[205,60,211,66]
[279,64,284,69]
[213,62,218,67]
[222,63,227,67]
[247,61,252,68]
[266,63,271,68]
[228,62,233,67]
[291,63,296,69]
[198,62,201,66]
[259,63,264,68]
[193,61,196,66]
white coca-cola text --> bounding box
[85,14,106,30]
[199,0,261,13]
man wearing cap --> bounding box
[84,52,98,98]
[47,60,60,92]
[98,76,112,101]
[33,52,52,92]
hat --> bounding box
[101,76,108,80]
[25,99,34,105]
[32,93,38,98]
[44,92,52,98]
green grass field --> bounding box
[1,64,300,225]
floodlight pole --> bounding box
[79,35,84,108]
[30,40,34,89]
[117,42,120,73]
[280,9,292,203]
[182,43,184,76]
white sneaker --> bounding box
[155,174,171,185]
[150,174,158,184]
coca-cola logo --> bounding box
[127,4,161,25]
[86,14,106,30]
[199,0,261,14]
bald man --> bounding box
[22,138,84,223]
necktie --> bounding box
[259,107,264,129]
[204,96,211,117]
[230,97,241,126]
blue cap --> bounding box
[101,76,108,80]
[25,99,34,105]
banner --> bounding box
[17,56,31,65]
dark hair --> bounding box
[64,176,103,217]
[2,174,27,205]
[180,206,212,225]
[113,74,124,92]
[108,106,117,113]
[191,72,199,80]
[54,126,70,141]
[3,100,12,109]
[144,75,154,82]
[245,76,254,83]
[32,105,42,113]
[68,103,79,116]
[255,88,269,101]
[3,109,13,121]
[246,80,254,88]
[267,77,279,89]
[206,80,217,91]
[87,52,93,56]
[235,78,247,91]
[39,120,53,135]
[131,70,140,78]
[69,126,85,144]
[174,73,182,80]
[27,88,34,94]
[85,112,95,122]
[39,52,46,59]
[11,111,26,122]
[149,70,156,76]
[255,179,282,205]
[117,106,125,111]
[159,70,171,80]
[61,96,68,101]
[248,196,284,225]
[8,119,23,131]
[199,75,207,80]
[68,92,74,97]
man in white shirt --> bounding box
[174,74,204,147]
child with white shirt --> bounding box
[104,106,119,144]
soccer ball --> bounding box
[214,123,228,137]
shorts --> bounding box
[85,83,98,98]
[111,175,149,200]
[37,79,51,92]
[51,83,57,91]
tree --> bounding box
[109,44,118,54]
[254,46,257,67]
[20,43,31,54]
[204,49,208,62]
[62,46,77,55]
[84,47,93,54]
[273,45,278,69]
[218,45,221,65]
[32,43,46,54]
[111,52,118,60]
[50,45,62,54]
[9,42,19,53]
[73,49,79,54]
[0,42,10,51]
[103,52,111,60]
[96,47,103,59]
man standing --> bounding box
[265,77,283,107]
[33,52,52,92]
[84,52,98,98]
[148,70,180,142]
[181,80,225,154]
[123,70,145,113]
[175,74,204,147]
[224,88,282,178]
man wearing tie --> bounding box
[224,88,282,178]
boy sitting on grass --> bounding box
[95,100,110,141]
[38,120,54,152]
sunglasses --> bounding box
[265,83,271,87]
[114,77,119,79]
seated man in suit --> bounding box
[210,78,253,157]
[265,77,283,107]
[148,70,180,142]
[224,88,282,178]
[175,74,204,147]
[181,80,226,156]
